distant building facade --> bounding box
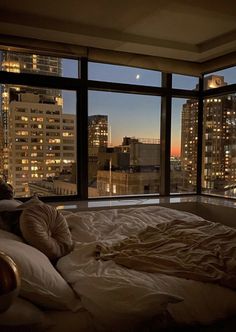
[0,51,62,181]
[180,99,198,190]
[7,91,76,197]
[88,115,108,148]
[95,136,160,196]
[88,115,108,185]
[181,75,236,194]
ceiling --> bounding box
[0,0,236,63]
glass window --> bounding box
[171,98,198,193]
[0,84,77,198]
[88,91,161,197]
[88,62,161,87]
[204,66,236,89]
[202,94,236,198]
[172,74,199,90]
[0,50,79,78]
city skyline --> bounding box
[61,62,236,157]
[1,51,236,197]
[62,60,199,156]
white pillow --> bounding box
[0,297,51,327]
[0,239,82,311]
[0,229,23,242]
[17,196,44,209]
[19,203,73,260]
[0,199,22,211]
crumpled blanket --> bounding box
[96,219,236,290]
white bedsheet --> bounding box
[57,205,236,328]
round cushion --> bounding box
[19,204,73,260]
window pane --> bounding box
[88,91,161,197]
[0,50,79,78]
[172,74,199,90]
[0,84,77,197]
[202,94,236,198]
[204,66,236,89]
[171,98,198,193]
[88,62,161,87]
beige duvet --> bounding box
[97,218,236,290]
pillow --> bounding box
[16,196,44,210]
[0,229,23,242]
[0,238,81,311]
[19,203,74,260]
[0,199,22,211]
[0,297,51,328]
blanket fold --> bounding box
[96,219,236,289]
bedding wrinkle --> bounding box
[96,219,236,290]
[56,206,236,326]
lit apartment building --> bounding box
[203,94,236,191]
[181,75,236,194]
[8,91,76,197]
[180,98,198,189]
[88,115,108,185]
[0,51,62,179]
[88,115,108,148]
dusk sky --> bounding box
[62,60,201,157]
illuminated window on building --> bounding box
[171,98,198,193]
[202,93,236,197]
[0,84,77,198]
[88,90,161,198]
[0,50,79,78]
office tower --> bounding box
[88,115,108,148]
[0,51,62,144]
[8,90,75,197]
[0,51,76,196]
[181,75,236,195]
[203,94,236,192]
[180,99,198,188]
[88,115,108,187]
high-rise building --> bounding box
[203,94,236,192]
[88,115,108,185]
[7,91,76,197]
[181,75,236,195]
[0,51,77,196]
[88,115,108,148]
[180,99,198,188]
[0,51,62,180]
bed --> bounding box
[0,199,236,332]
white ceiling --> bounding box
[0,0,236,62]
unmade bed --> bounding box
[0,202,236,331]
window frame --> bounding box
[0,51,202,202]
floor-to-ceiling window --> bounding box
[0,51,78,198]
[0,48,201,201]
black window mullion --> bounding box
[197,76,204,195]
[77,57,88,200]
[160,73,172,196]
